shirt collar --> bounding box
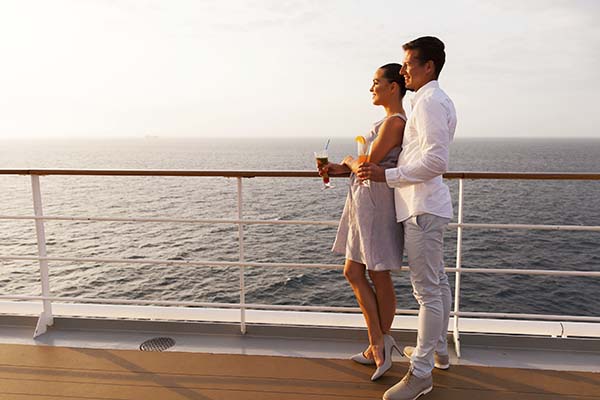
[410,80,439,107]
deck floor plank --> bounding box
[0,344,599,400]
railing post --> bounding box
[452,179,464,357]
[31,175,53,338]
[237,177,246,334]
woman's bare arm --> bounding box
[367,116,405,165]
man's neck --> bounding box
[414,79,437,92]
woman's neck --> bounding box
[383,102,404,117]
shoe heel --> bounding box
[388,337,401,355]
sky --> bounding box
[0,0,599,139]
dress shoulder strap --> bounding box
[387,112,407,122]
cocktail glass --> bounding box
[356,137,370,187]
[315,150,334,189]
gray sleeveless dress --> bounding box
[332,114,405,271]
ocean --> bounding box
[1,137,599,317]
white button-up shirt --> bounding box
[385,80,457,222]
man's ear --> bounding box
[425,60,436,78]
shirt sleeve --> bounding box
[385,96,450,188]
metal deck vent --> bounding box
[139,337,176,352]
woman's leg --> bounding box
[368,270,397,334]
[344,259,385,365]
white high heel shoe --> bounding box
[371,334,400,381]
[350,347,376,365]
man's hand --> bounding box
[357,162,386,182]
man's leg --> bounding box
[403,214,450,378]
[436,267,452,356]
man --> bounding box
[357,36,457,400]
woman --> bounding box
[320,63,406,381]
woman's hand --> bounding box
[342,155,362,174]
[318,162,350,177]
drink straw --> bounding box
[324,139,330,151]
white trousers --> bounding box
[403,214,452,378]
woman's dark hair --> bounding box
[379,63,406,98]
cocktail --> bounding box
[355,135,370,186]
[315,150,334,189]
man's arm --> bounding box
[385,97,450,188]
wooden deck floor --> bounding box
[0,343,599,400]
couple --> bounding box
[320,36,457,400]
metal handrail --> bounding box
[1,256,599,277]
[1,170,599,350]
[1,215,600,232]
[1,168,600,179]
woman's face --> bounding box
[370,68,394,106]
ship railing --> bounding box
[1,169,599,357]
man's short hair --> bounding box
[402,36,446,79]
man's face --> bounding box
[400,49,429,91]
